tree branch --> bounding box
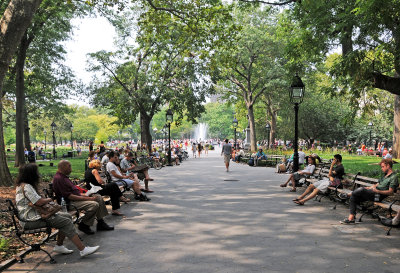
[371,72,400,96]
[238,0,298,6]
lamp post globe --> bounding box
[166,109,173,166]
[289,73,305,173]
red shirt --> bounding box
[52,171,81,204]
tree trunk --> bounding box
[247,104,257,151]
[24,107,31,150]
[0,0,42,183]
[140,112,153,153]
[0,99,13,186]
[393,96,400,159]
[14,32,29,167]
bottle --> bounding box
[61,197,67,212]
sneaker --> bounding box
[97,220,114,231]
[338,193,348,199]
[80,245,100,257]
[340,218,355,224]
[53,245,73,254]
[78,223,95,235]
[139,194,151,202]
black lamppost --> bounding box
[44,130,47,151]
[368,121,373,147]
[51,121,57,159]
[70,123,74,150]
[166,109,173,166]
[265,123,271,149]
[233,116,238,150]
[289,73,305,172]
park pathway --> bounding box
[5,148,400,273]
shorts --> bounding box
[116,179,134,188]
[313,179,330,193]
[224,154,231,163]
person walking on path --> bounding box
[221,139,232,172]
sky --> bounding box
[64,16,116,106]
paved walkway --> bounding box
[6,148,400,273]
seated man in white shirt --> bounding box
[280,156,316,192]
[106,151,150,201]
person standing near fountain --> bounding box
[221,139,233,172]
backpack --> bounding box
[248,158,254,166]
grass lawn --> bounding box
[7,157,86,182]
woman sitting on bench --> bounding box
[15,163,100,257]
[280,156,316,192]
[293,154,344,205]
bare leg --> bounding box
[299,188,320,204]
[56,233,65,246]
[296,185,315,200]
[70,234,85,251]
[281,174,294,187]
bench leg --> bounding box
[358,213,367,222]
[386,226,393,236]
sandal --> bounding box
[289,188,296,192]
[112,211,124,216]
[120,197,131,203]
[292,198,300,202]
[280,184,287,188]
[294,200,304,206]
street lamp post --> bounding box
[265,123,271,149]
[368,122,374,148]
[289,73,305,173]
[166,109,173,166]
[44,130,47,151]
[233,116,238,150]
[51,121,57,159]
[70,123,74,150]
[153,127,158,140]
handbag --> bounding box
[22,184,61,219]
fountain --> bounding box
[193,123,208,142]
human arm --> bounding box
[110,169,130,180]
[68,193,96,201]
[92,169,104,185]
[369,184,395,196]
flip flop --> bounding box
[292,198,300,202]
[289,188,297,192]
[280,184,287,187]
[112,212,124,216]
[294,200,304,206]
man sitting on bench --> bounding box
[293,154,344,205]
[254,148,267,166]
[280,156,316,192]
[106,151,150,201]
[340,158,399,224]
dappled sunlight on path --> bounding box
[7,148,400,273]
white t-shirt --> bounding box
[101,155,109,164]
[303,164,316,174]
[106,162,122,182]
[298,151,306,164]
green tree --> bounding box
[213,7,286,151]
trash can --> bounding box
[68,151,73,158]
